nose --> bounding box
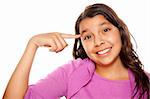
[94,35,105,47]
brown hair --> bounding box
[73,3,149,99]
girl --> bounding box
[3,3,150,99]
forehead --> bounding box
[79,15,111,33]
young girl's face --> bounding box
[79,15,122,66]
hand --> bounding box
[30,32,81,53]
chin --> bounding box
[95,60,114,66]
[90,55,119,67]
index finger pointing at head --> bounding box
[61,33,81,39]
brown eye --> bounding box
[84,35,92,40]
[103,28,111,32]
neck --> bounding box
[95,57,129,80]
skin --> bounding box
[3,32,81,99]
[79,15,129,80]
[3,15,129,99]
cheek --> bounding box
[81,41,94,53]
[115,34,122,46]
[109,32,122,46]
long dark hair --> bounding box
[73,3,149,99]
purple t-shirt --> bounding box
[24,58,149,99]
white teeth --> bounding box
[97,48,110,55]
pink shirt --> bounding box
[24,58,149,99]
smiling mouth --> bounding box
[96,47,112,56]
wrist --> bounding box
[29,37,39,47]
[27,38,39,50]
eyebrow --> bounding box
[81,30,88,35]
[80,21,111,35]
[100,21,111,26]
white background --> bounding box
[0,0,149,98]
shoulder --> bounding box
[60,58,89,75]
[49,58,92,79]
[60,58,95,98]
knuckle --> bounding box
[54,32,59,36]
[56,48,64,52]
[63,44,68,47]
[50,45,57,51]
[65,43,68,46]
[53,47,58,51]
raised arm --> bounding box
[3,32,80,99]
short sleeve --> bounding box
[24,67,68,99]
